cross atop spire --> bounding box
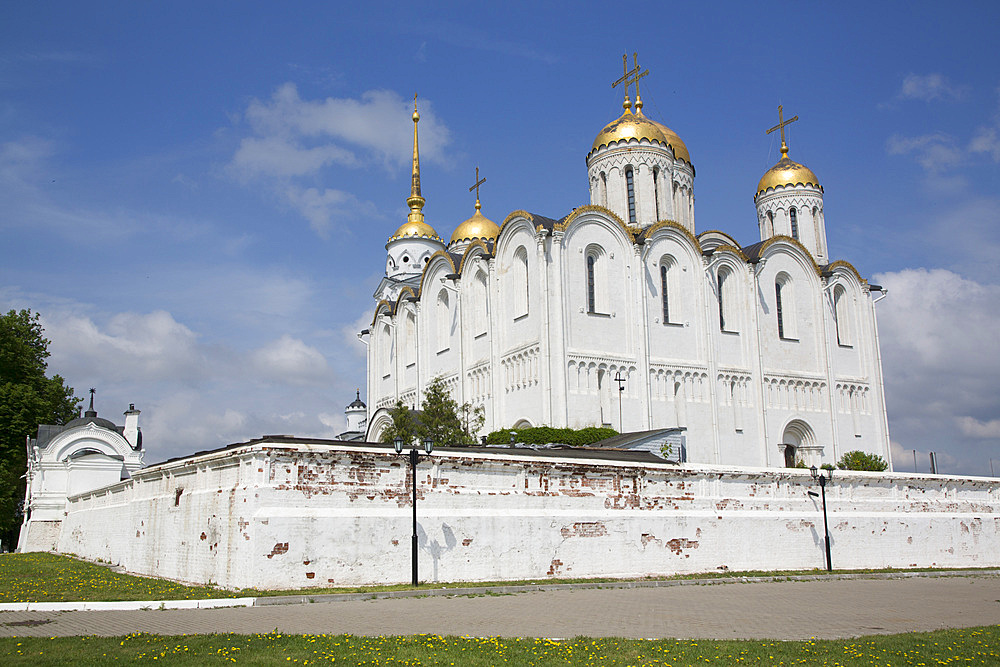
[766,104,799,157]
[612,52,648,113]
[469,166,486,211]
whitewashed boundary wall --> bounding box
[58,439,1000,590]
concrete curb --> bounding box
[1,570,997,613]
[0,597,256,612]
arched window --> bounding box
[625,166,637,225]
[599,172,607,207]
[585,246,609,314]
[660,264,670,323]
[766,210,774,236]
[436,290,450,351]
[775,273,797,339]
[833,285,852,346]
[587,254,597,313]
[789,207,799,240]
[717,267,737,332]
[379,323,393,377]
[775,280,786,338]
[659,255,678,324]
[404,311,416,366]
[652,166,660,219]
[474,271,488,337]
[511,246,529,319]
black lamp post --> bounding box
[394,436,434,586]
[808,465,833,572]
[614,370,626,433]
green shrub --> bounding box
[485,426,618,446]
[837,450,888,471]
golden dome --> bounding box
[450,207,498,245]
[388,220,442,243]
[591,109,668,154]
[647,118,691,164]
[756,154,821,195]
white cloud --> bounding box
[42,310,209,384]
[228,84,450,236]
[231,135,357,180]
[875,268,1000,474]
[899,73,966,102]
[237,83,451,172]
[251,334,330,385]
[969,126,1000,161]
[284,185,378,237]
[886,133,963,172]
[956,416,1000,439]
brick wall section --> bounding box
[58,440,1000,590]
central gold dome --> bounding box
[757,156,821,196]
[450,207,499,245]
[647,118,691,164]
[591,109,668,154]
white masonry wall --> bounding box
[58,440,1000,590]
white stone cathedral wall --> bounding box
[57,442,1000,589]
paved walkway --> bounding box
[2,575,999,640]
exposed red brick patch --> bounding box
[200,532,207,541]
[267,542,289,558]
[462,538,473,546]
[547,558,563,575]
[665,538,699,555]
[303,560,310,565]
[391,539,399,546]
[641,533,657,546]
[306,572,315,579]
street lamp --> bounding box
[614,370,626,433]
[808,465,833,572]
[394,436,434,586]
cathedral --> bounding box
[363,63,892,470]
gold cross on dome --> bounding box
[766,104,799,155]
[612,53,648,108]
[469,166,486,208]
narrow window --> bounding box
[775,281,785,338]
[652,166,660,219]
[587,254,596,313]
[437,290,450,350]
[600,172,607,206]
[625,166,637,225]
[766,210,774,236]
[834,285,852,346]
[660,264,670,323]
[789,207,799,240]
[511,246,529,319]
[717,271,726,331]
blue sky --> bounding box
[2,2,999,475]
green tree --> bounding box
[837,450,888,472]
[379,399,420,448]
[0,310,81,545]
[411,376,482,447]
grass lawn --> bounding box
[0,627,997,665]
[0,553,236,603]
[2,552,995,603]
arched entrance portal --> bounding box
[780,419,817,468]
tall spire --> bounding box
[406,93,426,224]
